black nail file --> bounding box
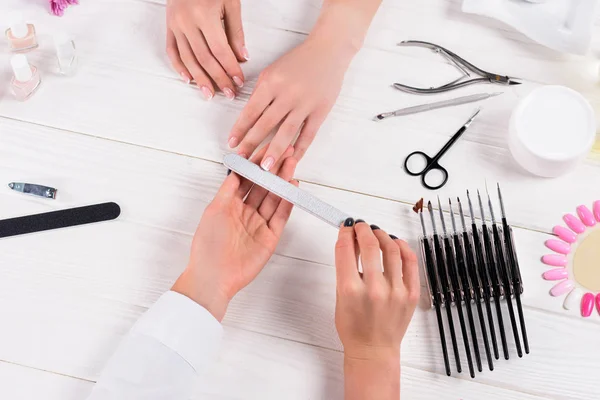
[0,202,121,238]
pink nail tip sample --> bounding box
[581,293,594,317]
[545,239,571,255]
[563,214,586,234]
[550,280,574,297]
[596,294,600,315]
[542,254,568,267]
[553,226,577,243]
[576,205,596,227]
[594,201,600,223]
[543,268,568,281]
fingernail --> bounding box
[233,76,244,88]
[223,87,235,100]
[355,219,365,224]
[180,72,190,84]
[553,226,577,243]
[370,224,380,230]
[564,288,583,310]
[542,254,568,267]
[241,46,250,61]
[563,213,585,234]
[581,293,594,317]
[577,205,596,227]
[542,268,568,281]
[545,239,571,255]
[550,279,574,297]
[594,200,600,222]
[261,156,274,171]
[390,234,399,240]
[596,293,600,314]
[200,86,213,100]
[227,169,232,176]
[238,152,248,159]
[343,218,355,227]
[228,137,239,149]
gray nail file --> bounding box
[224,154,351,228]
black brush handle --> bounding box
[433,234,462,373]
[493,224,522,358]
[472,224,499,360]
[454,233,482,373]
[482,225,509,360]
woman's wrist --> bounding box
[344,353,401,400]
[171,267,231,322]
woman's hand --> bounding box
[334,219,420,400]
[172,147,297,321]
[166,0,248,100]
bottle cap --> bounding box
[11,54,33,83]
[8,11,28,39]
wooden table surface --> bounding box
[1,1,599,399]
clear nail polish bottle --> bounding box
[5,12,38,52]
[54,32,77,76]
[10,54,41,101]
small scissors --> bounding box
[404,109,480,190]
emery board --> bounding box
[0,202,121,238]
[224,154,351,228]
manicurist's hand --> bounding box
[166,0,248,100]
[172,146,298,321]
[335,219,420,400]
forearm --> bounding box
[344,355,400,400]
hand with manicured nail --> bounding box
[227,0,383,169]
[166,0,248,100]
[335,220,420,400]
[172,146,297,321]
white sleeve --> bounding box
[87,291,223,400]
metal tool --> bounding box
[404,109,480,190]
[458,197,494,371]
[374,92,500,121]
[467,190,499,360]
[438,197,475,378]
[450,199,482,373]
[8,182,57,199]
[394,41,522,94]
[419,209,451,376]
[224,154,351,228]
[498,184,529,354]
[478,190,509,360]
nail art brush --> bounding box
[428,201,462,373]
[477,190,509,360]
[450,199,482,373]
[487,186,522,358]
[438,197,475,378]
[467,190,499,360]
[459,197,494,371]
[498,184,529,354]
[419,209,451,376]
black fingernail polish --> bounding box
[355,219,365,224]
[344,217,355,227]
[390,234,398,240]
[370,224,380,230]
[227,169,232,176]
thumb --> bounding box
[224,1,248,62]
[216,170,242,203]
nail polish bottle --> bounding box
[54,32,77,76]
[5,12,38,52]
[10,54,41,101]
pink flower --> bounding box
[50,0,79,17]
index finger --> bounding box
[395,239,420,294]
[335,218,361,286]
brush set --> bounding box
[416,185,529,378]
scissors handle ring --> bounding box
[404,151,433,176]
[421,164,449,190]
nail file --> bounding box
[223,154,350,228]
[0,202,121,239]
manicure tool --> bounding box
[374,92,500,121]
[404,109,480,190]
[0,202,121,238]
[437,197,475,378]
[427,201,461,373]
[467,190,499,360]
[419,209,451,376]
[8,182,57,199]
[487,186,522,358]
[394,41,522,94]
[449,200,482,373]
[477,190,509,360]
[224,154,351,228]
[498,184,529,353]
